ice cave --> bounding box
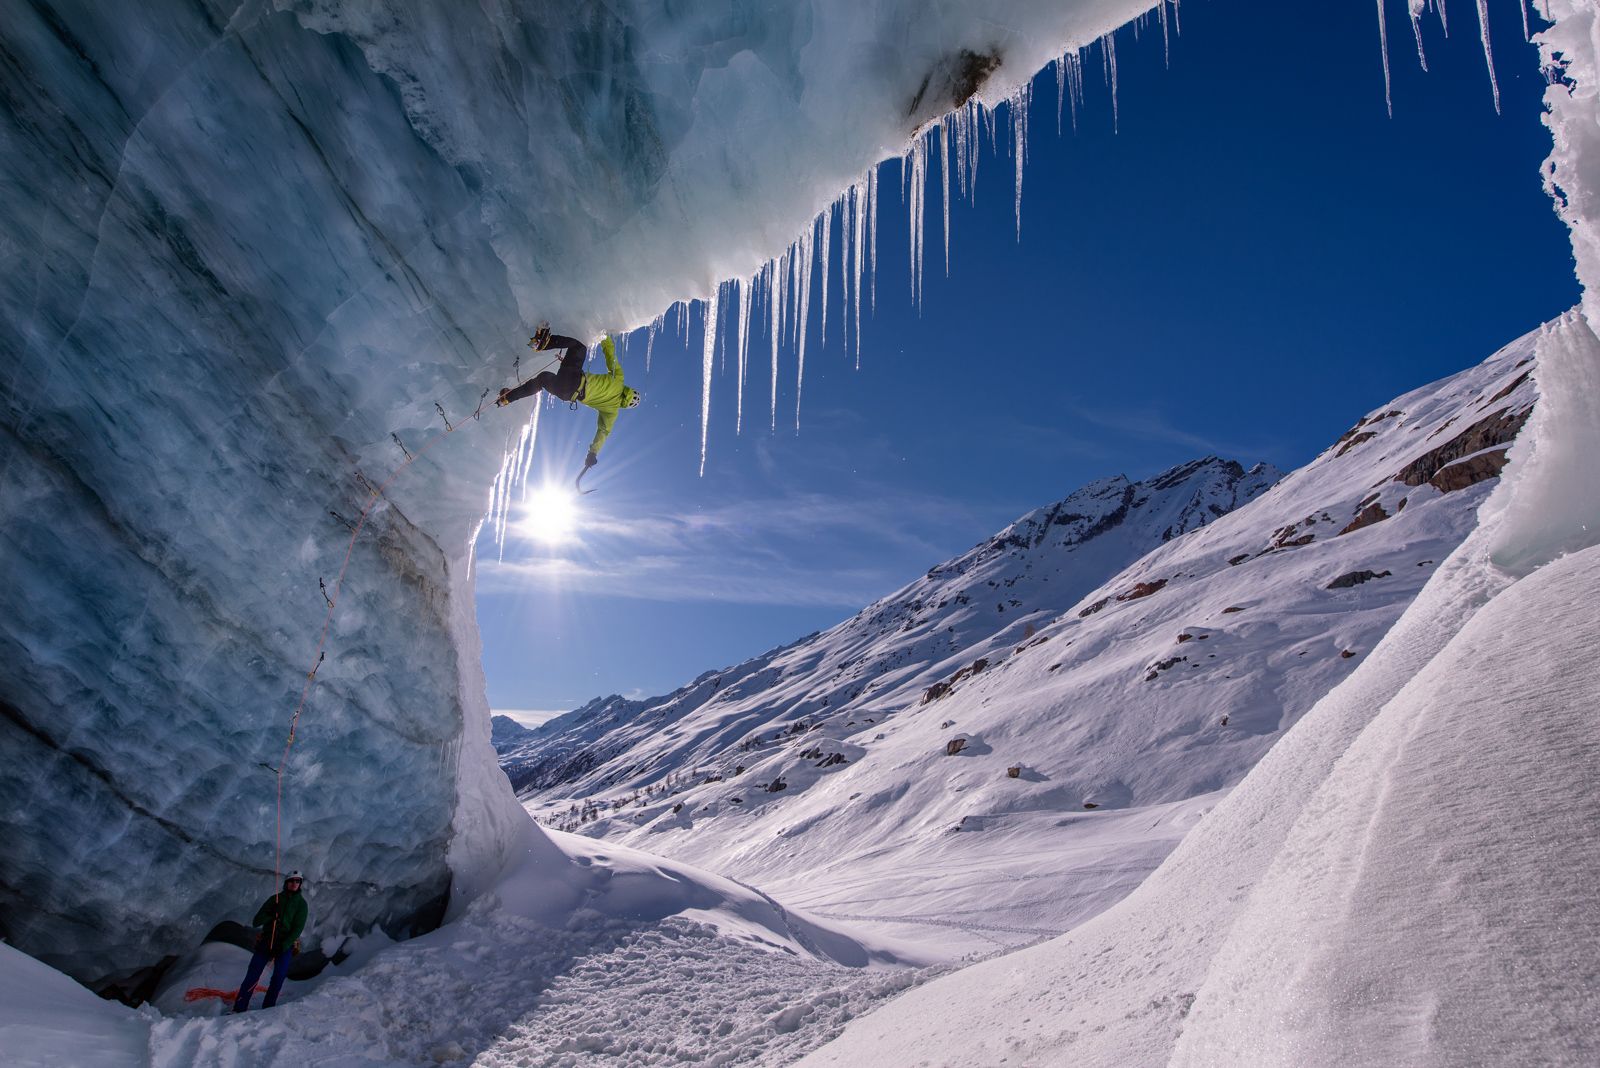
[1,0,1597,1064]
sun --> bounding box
[519,484,579,545]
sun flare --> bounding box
[519,484,579,545]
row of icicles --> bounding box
[484,0,1531,548]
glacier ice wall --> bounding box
[0,0,1160,985]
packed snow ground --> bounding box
[5,821,942,1067]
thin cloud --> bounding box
[1065,403,1275,463]
[477,486,985,607]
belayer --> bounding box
[232,870,308,1013]
[497,326,640,477]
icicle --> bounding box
[867,165,879,315]
[1475,0,1501,114]
[953,104,971,200]
[940,122,952,274]
[1012,83,1029,239]
[818,203,832,345]
[1520,0,1530,40]
[1410,0,1430,70]
[1160,1,1171,67]
[645,315,659,370]
[699,287,719,476]
[1437,0,1451,36]
[906,134,927,307]
[851,179,865,363]
[768,259,781,431]
[1054,57,1066,135]
[736,276,752,435]
[680,299,690,345]
[795,226,814,429]
[1377,0,1394,116]
[1104,33,1120,132]
[1063,52,1082,133]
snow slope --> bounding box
[511,332,1536,953]
[798,313,1600,1068]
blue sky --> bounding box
[476,0,1577,719]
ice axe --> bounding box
[574,461,598,495]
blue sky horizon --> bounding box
[476,0,1578,714]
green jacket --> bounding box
[253,890,308,954]
[578,336,630,455]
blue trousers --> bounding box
[233,947,293,1011]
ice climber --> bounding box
[232,870,308,1013]
[497,326,640,475]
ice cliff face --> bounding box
[0,0,1161,986]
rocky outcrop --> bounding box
[1394,407,1530,487]
[1117,579,1169,602]
[1430,449,1511,493]
[1338,500,1391,536]
[1326,569,1392,590]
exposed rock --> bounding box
[1117,578,1168,602]
[1338,501,1390,536]
[1333,409,1402,456]
[1228,553,1251,566]
[1079,596,1111,618]
[1334,430,1378,457]
[1177,633,1195,644]
[1007,765,1022,779]
[1219,715,1230,726]
[1483,369,1531,407]
[1340,649,1357,659]
[1082,802,1099,810]
[766,779,788,793]
[1394,406,1530,486]
[1430,449,1510,493]
[945,737,968,756]
[816,752,848,768]
[1222,605,1246,614]
[1145,655,1188,682]
[1326,569,1392,590]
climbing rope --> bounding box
[269,387,500,902]
[269,342,575,900]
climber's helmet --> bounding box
[622,387,641,409]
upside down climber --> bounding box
[497,326,640,476]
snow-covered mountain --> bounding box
[503,454,1279,795]
[507,337,1535,951]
